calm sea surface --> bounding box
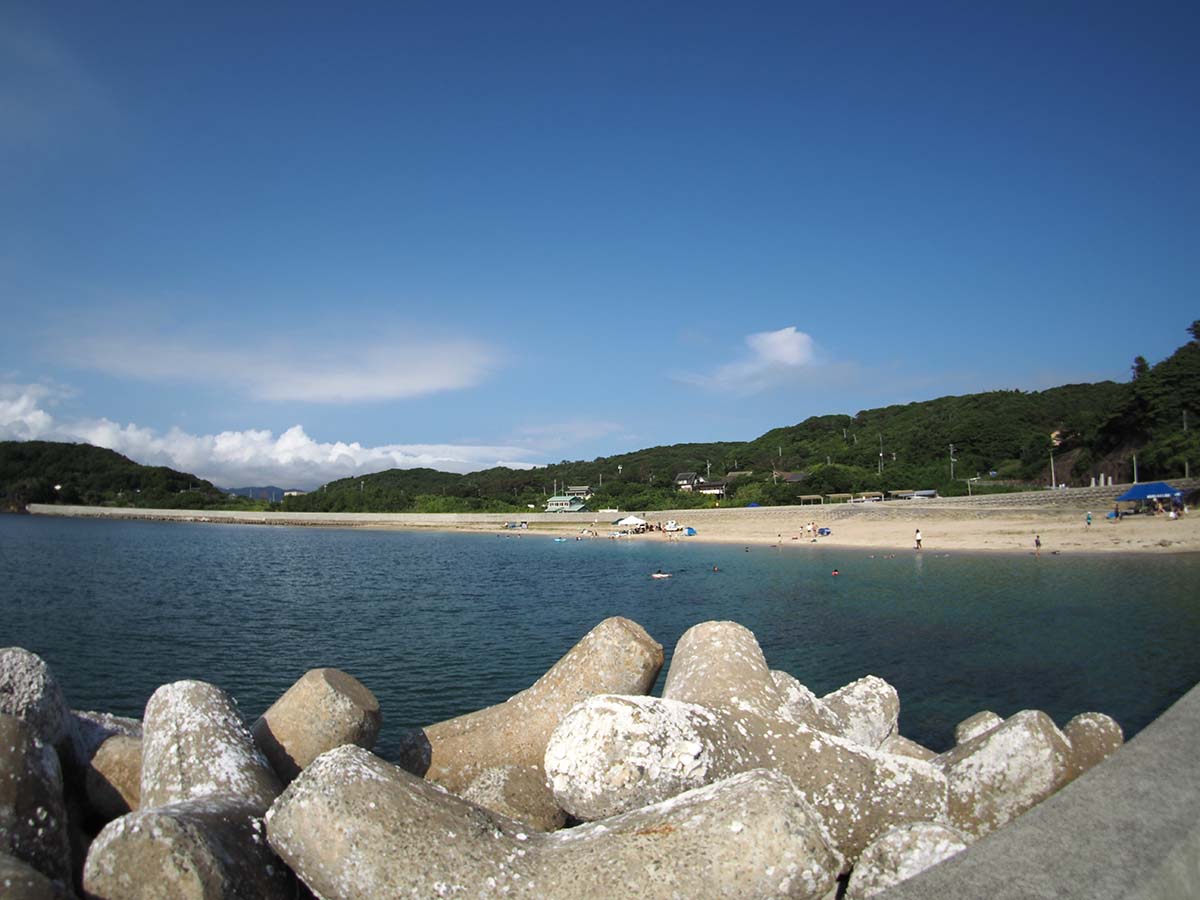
[3,514,1199,757]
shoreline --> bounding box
[25,502,1200,556]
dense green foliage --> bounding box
[0,442,270,512]
[4,324,1195,514]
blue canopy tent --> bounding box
[1115,481,1182,503]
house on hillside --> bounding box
[545,495,589,513]
[564,485,593,499]
[695,481,727,498]
[675,472,701,491]
[775,471,808,484]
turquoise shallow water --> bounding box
[2,514,1198,757]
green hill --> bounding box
[5,322,1196,514]
[0,442,258,512]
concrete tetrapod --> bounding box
[83,681,290,900]
[0,850,66,900]
[397,616,663,793]
[843,822,972,899]
[266,744,843,900]
[1062,712,1124,780]
[933,709,1073,838]
[0,648,76,770]
[460,765,566,832]
[251,667,381,784]
[0,714,72,890]
[544,621,948,866]
[72,710,143,824]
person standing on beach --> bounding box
[1086,511,1092,528]
[915,529,922,550]
[1034,534,1042,557]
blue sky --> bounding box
[2,2,1197,488]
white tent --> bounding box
[616,515,647,527]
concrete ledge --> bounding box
[881,681,1200,899]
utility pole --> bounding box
[706,460,711,479]
[949,444,956,481]
[878,434,883,476]
[1049,452,1056,488]
[1133,455,1138,484]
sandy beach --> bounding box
[615,507,1200,556]
[27,496,1200,555]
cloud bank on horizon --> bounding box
[3,323,827,489]
[0,382,540,489]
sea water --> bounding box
[2,514,1198,757]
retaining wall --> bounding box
[26,479,1200,530]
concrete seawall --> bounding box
[28,478,1200,531]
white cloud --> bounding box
[676,326,819,393]
[0,383,540,489]
[60,333,498,403]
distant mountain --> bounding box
[226,486,291,503]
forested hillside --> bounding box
[5,323,1196,514]
[0,442,263,512]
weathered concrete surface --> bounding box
[83,798,291,900]
[954,711,1003,744]
[769,670,846,734]
[71,711,143,824]
[267,745,842,899]
[0,850,67,900]
[0,649,75,767]
[0,715,71,889]
[845,823,971,899]
[83,681,289,900]
[1063,712,1124,780]
[934,710,1072,838]
[460,765,566,832]
[879,734,937,762]
[398,617,663,793]
[85,734,142,822]
[879,682,1200,900]
[251,668,381,784]
[140,681,280,812]
[546,622,947,866]
[71,711,142,760]
[821,676,900,750]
